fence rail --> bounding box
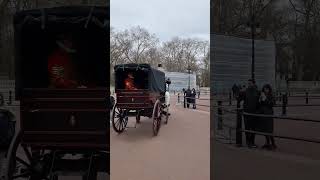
[213,100,320,147]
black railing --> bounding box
[176,93,210,109]
[213,100,320,147]
[0,90,13,107]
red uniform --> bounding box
[124,78,136,90]
[48,49,77,88]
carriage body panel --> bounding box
[115,90,159,109]
[20,88,108,150]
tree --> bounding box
[111,26,210,86]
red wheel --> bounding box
[152,100,162,136]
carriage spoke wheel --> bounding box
[6,131,56,180]
[152,100,162,136]
[112,103,128,134]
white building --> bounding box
[164,71,197,91]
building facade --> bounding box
[164,71,197,92]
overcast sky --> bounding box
[110,0,210,42]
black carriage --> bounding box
[5,6,109,179]
[111,64,170,136]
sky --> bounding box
[110,0,210,42]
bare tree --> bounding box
[111,26,210,86]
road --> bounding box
[111,95,210,180]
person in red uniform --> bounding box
[48,34,79,88]
[124,73,137,90]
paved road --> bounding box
[111,96,210,180]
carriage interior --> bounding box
[15,8,109,97]
[16,25,108,92]
[115,70,149,90]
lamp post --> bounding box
[187,66,191,89]
[247,0,273,81]
[248,0,259,82]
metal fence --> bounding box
[213,98,320,147]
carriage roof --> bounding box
[14,6,108,24]
[114,63,166,93]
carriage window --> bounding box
[115,70,148,90]
[18,24,108,89]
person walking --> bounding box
[182,88,186,108]
[243,79,260,148]
[258,84,277,150]
[191,88,197,109]
[186,88,192,108]
[232,84,238,98]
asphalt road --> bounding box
[111,96,210,180]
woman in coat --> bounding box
[258,84,277,150]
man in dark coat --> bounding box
[243,79,260,148]
[186,88,192,108]
[182,88,186,108]
[232,84,238,98]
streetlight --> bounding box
[187,66,191,89]
[247,0,259,82]
[247,0,273,81]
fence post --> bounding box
[282,93,287,115]
[217,101,223,130]
[236,99,242,146]
[0,93,4,107]
[306,91,309,104]
[7,90,12,105]
[229,92,232,106]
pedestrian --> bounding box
[232,84,237,98]
[242,79,260,148]
[182,88,186,108]
[186,88,192,108]
[258,84,277,150]
[191,88,197,109]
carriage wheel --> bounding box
[164,105,169,124]
[111,103,128,134]
[5,131,56,180]
[152,100,162,136]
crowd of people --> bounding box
[178,88,200,109]
[236,79,277,151]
